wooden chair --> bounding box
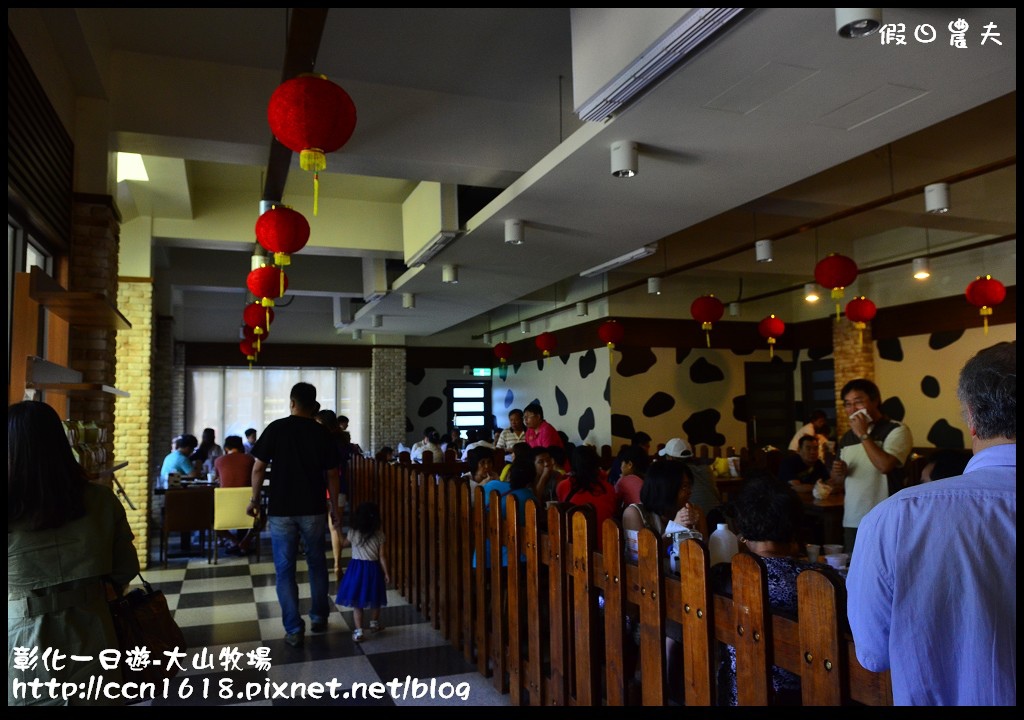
[211,486,262,564]
[160,486,214,567]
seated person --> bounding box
[788,410,831,452]
[410,427,443,463]
[374,446,395,464]
[473,461,538,568]
[778,435,830,488]
[607,431,652,485]
[213,435,258,554]
[243,427,258,454]
[499,442,531,481]
[712,473,814,706]
[191,427,224,476]
[531,446,560,501]
[613,444,651,511]
[159,434,199,488]
[463,445,500,503]
[556,445,618,545]
[658,437,724,528]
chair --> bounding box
[211,487,262,564]
[160,486,214,567]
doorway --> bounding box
[743,361,794,450]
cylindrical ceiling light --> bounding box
[835,8,882,38]
[610,141,638,178]
[504,219,524,245]
[648,277,662,295]
[372,315,383,328]
[804,283,820,302]
[352,329,362,340]
[520,320,529,334]
[402,292,416,309]
[925,182,950,214]
[251,253,268,271]
[755,238,774,263]
[912,257,931,280]
[482,332,492,345]
[442,264,458,284]
[576,301,588,317]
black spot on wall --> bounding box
[611,414,636,440]
[929,329,963,350]
[617,347,657,377]
[733,347,756,356]
[880,397,906,422]
[405,416,413,433]
[877,338,904,362]
[579,349,597,379]
[808,346,833,360]
[770,355,788,366]
[497,365,508,382]
[555,386,569,416]
[927,419,965,449]
[406,367,426,384]
[536,358,545,372]
[528,398,541,412]
[682,409,725,447]
[921,376,940,398]
[559,353,570,365]
[603,378,610,403]
[417,396,443,417]
[504,388,514,409]
[643,391,676,417]
[577,407,595,442]
[675,347,691,365]
[690,357,725,384]
[511,363,522,374]
[733,396,749,423]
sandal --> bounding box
[369,620,384,633]
[352,629,364,643]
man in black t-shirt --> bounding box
[778,434,830,486]
[248,382,339,647]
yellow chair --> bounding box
[211,487,261,564]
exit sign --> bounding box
[472,367,492,377]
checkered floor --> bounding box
[130,529,511,707]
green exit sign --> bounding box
[473,367,492,377]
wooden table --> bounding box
[714,476,745,503]
[800,491,845,546]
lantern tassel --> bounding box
[832,287,845,320]
[768,336,776,359]
[981,306,992,335]
[702,321,712,348]
[313,171,319,216]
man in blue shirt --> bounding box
[847,341,1016,705]
[159,434,198,488]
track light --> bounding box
[483,332,492,345]
[925,182,950,214]
[372,315,383,328]
[804,283,820,302]
[729,302,741,317]
[352,329,362,340]
[610,141,638,178]
[835,8,882,38]
[402,292,416,309]
[648,277,661,295]
[912,257,931,280]
[520,321,529,334]
[442,264,458,284]
[504,219,524,245]
[755,239,774,263]
[576,301,588,317]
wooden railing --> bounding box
[349,455,891,706]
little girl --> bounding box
[335,501,390,642]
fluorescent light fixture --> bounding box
[351,329,362,340]
[504,219,524,245]
[442,264,458,284]
[579,243,658,278]
[804,283,820,302]
[728,302,741,317]
[925,182,950,214]
[755,238,774,263]
[116,152,149,182]
[402,292,416,309]
[835,8,882,38]
[611,141,638,178]
[520,321,529,334]
[372,315,383,328]
[576,301,588,317]
[648,277,662,295]
[406,229,461,267]
[912,257,931,280]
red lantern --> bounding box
[814,253,859,319]
[845,296,877,346]
[965,274,1006,335]
[598,319,625,349]
[243,324,270,353]
[255,206,310,267]
[758,314,785,358]
[239,339,257,364]
[247,266,288,301]
[493,342,512,365]
[243,302,275,332]
[535,331,558,357]
[267,74,357,215]
[690,294,725,347]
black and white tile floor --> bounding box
[131,532,510,707]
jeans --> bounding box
[268,514,330,635]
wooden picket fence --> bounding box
[349,455,892,706]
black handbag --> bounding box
[107,574,187,683]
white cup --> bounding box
[207,472,216,483]
[806,544,821,563]
[823,543,845,556]
[824,553,850,569]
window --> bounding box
[186,367,368,450]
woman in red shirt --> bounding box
[556,444,618,545]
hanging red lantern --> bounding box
[814,253,859,319]
[535,331,558,357]
[758,314,785,359]
[267,74,357,215]
[239,339,257,365]
[493,342,512,365]
[247,265,288,331]
[243,324,270,353]
[243,302,275,332]
[965,274,1006,335]
[255,206,310,267]
[690,294,725,347]
[845,296,877,346]
[598,319,625,349]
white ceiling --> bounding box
[20,8,1017,346]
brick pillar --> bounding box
[153,317,175,472]
[114,279,154,563]
[371,347,406,454]
[832,317,875,438]
[172,342,186,435]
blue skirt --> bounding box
[336,559,388,609]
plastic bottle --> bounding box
[708,522,739,566]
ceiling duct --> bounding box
[402,182,463,267]
[573,8,747,122]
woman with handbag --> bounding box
[8,401,140,706]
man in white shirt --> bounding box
[495,408,526,450]
[788,410,829,452]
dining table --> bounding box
[797,488,845,546]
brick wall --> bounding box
[172,342,186,435]
[832,317,875,437]
[371,347,406,453]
